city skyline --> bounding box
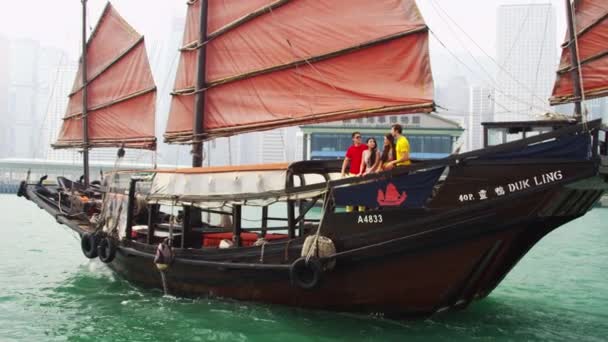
[0,1,596,163]
[0,0,570,62]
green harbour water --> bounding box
[0,194,606,341]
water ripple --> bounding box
[0,196,606,341]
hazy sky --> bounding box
[0,0,567,61]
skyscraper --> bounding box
[468,86,494,151]
[496,4,556,121]
[8,39,40,158]
[0,35,9,158]
[155,15,189,166]
[43,57,79,162]
[436,76,470,151]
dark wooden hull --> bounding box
[19,121,607,317]
[102,183,598,316]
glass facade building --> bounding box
[301,114,463,160]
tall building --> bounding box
[468,86,494,151]
[442,76,471,115]
[44,58,79,162]
[8,39,41,159]
[586,98,608,122]
[34,48,78,161]
[496,4,556,121]
[228,127,301,166]
[436,76,470,151]
[0,35,9,158]
[155,15,189,166]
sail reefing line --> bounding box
[550,0,608,106]
[165,0,435,143]
[54,3,157,150]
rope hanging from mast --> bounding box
[569,0,589,125]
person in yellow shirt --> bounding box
[385,124,411,168]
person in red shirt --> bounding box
[340,132,367,212]
[341,132,367,177]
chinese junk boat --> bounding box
[18,0,608,317]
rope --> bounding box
[111,198,124,236]
[283,239,292,262]
[304,187,331,262]
[429,29,557,116]
[31,52,68,160]
[260,242,266,263]
[428,2,558,116]
[169,197,176,246]
[570,0,589,130]
[531,6,552,112]
[266,5,360,113]
[58,192,64,214]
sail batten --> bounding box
[551,0,608,105]
[166,0,434,143]
[171,27,428,95]
[68,36,144,97]
[63,86,157,119]
[206,0,291,42]
[55,3,157,150]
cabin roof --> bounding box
[481,119,576,128]
[151,162,290,175]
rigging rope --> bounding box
[531,5,553,112]
[304,187,331,262]
[569,0,589,127]
[266,5,361,114]
[429,29,556,117]
[169,197,176,245]
[429,1,557,116]
[31,52,68,160]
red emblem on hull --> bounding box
[377,183,407,206]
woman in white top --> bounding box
[359,138,382,175]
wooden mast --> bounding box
[81,0,90,186]
[192,0,208,167]
[564,0,583,119]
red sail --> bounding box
[165,0,434,143]
[550,0,608,105]
[54,3,157,150]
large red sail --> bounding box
[550,0,608,105]
[165,0,434,143]
[54,3,157,150]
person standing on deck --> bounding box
[359,137,382,175]
[380,134,397,170]
[340,131,367,212]
[385,124,411,168]
[341,132,367,177]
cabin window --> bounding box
[487,129,505,146]
[412,116,420,124]
[506,131,524,142]
[400,116,409,124]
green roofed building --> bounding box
[300,114,463,160]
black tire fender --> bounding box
[97,237,117,263]
[81,233,99,259]
[17,181,27,198]
[290,257,323,290]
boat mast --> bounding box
[564,0,583,119]
[81,0,90,185]
[192,0,208,167]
